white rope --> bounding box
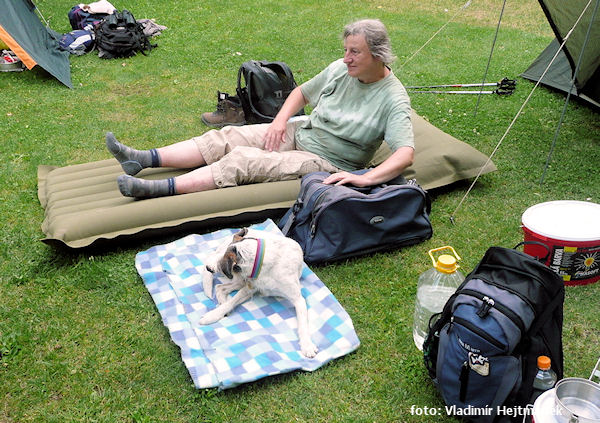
[449,0,594,223]
[30,1,51,28]
[400,0,472,69]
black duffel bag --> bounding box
[278,171,433,264]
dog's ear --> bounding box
[232,227,249,242]
[219,245,241,279]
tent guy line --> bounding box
[399,0,472,69]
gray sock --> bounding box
[117,175,176,198]
[106,132,160,176]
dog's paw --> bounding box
[300,340,318,358]
[197,309,223,325]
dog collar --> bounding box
[249,238,266,279]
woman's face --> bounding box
[343,34,381,83]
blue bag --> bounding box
[423,244,565,422]
[59,30,95,55]
[278,171,433,264]
[68,5,108,31]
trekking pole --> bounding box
[406,77,516,91]
[409,87,515,95]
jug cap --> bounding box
[436,254,459,273]
[429,246,461,273]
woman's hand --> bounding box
[322,171,372,187]
[322,147,414,187]
[263,118,287,152]
[262,86,308,152]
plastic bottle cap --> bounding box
[537,355,551,370]
[435,254,458,273]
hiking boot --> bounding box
[201,91,246,127]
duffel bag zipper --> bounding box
[459,288,527,335]
[450,316,506,351]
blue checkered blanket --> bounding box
[135,219,360,390]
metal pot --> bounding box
[555,377,600,423]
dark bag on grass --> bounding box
[59,29,95,55]
[278,171,433,264]
[94,10,154,59]
[236,60,305,124]
[68,5,108,31]
[422,243,565,422]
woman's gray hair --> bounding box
[343,19,396,65]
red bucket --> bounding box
[522,201,600,286]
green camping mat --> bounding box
[37,112,497,249]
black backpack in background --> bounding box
[236,60,304,123]
[94,10,154,59]
[423,243,564,422]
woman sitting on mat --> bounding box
[107,18,415,199]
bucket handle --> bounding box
[590,357,600,384]
[513,241,551,262]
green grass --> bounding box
[1,0,599,422]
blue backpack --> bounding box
[423,244,565,422]
[59,30,95,55]
[278,171,433,264]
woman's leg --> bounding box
[116,166,217,198]
[106,133,207,175]
[112,120,306,198]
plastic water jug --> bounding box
[413,246,464,351]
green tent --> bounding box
[0,0,72,88]
[522,0,600,107]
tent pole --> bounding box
[474,0,506,117]
[539,0,599,185]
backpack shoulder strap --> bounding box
[422,287,461,379]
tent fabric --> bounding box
[522,0,600,106]
[37,112,497,249]
[521,39,600,107]
[0,0,72,87]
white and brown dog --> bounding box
[199,228,318,358]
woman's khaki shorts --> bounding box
[191,119,341,188]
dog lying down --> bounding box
[199,228,318,358]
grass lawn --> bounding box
[1,0,599,421]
